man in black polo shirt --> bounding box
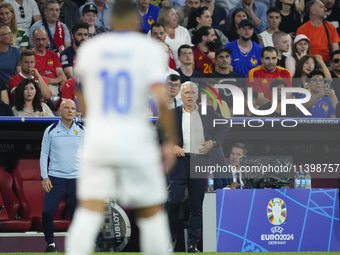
[60,21,89,79]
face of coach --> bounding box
[181,82,198,113]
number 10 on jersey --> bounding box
[101,70,132,114]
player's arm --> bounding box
[152,84,176,168]
[76,90,86,117]
[151,84,175,143]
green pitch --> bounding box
[4,252,340,255]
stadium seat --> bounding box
[12,159,71,231]
[0,166,32,231]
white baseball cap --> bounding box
[294,34,310,44]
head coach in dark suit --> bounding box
[166,81,230,253]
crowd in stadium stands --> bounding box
[0,0,340,118]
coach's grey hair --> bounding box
[181,82,198,94]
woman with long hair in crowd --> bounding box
[293,55,331,88]
[224,7,259,43]
[156,6,191,69]
[285,34,311,76]
[12,78,54,117]
[292,55,335,105]
[187,6,228,46]
[0,3,28,51]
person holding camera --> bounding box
[8,50,51,104]
[298,69,337,118]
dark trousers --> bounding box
[42,176,76,245]
[167,155,207,246]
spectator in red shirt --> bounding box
[31,27,67,98]
[192,26,218,76]
[247,46,292,105]
[8,50,51,104]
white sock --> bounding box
[65,208,104,255]
[136,210,171,255]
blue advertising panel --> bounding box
[216,189,339,252]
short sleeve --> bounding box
[52,52,62,68]
[63,24,72,43]
[32,0,40,16]
[60,50,73,68]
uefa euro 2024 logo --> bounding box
[261,198,294,244]
[267,198,287,225]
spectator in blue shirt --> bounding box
[40,99,85,252]
[299,70,337,118]
[224,19,262,78]
[228,0,268,35]
[136,0,161,33]
[0,24,21,86]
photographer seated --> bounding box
[214,143,252,189]
[298,70,337,118]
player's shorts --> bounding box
[77,134,167,209]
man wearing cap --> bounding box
[297,0,340,63]
[79,0,112,30]
[224,19,263,78]
[29,0,71,55]
[285,34,311,76]
[60,22,89,79]
[247,46,292,106]
[228,0,268,35]
[136,0,160,34]
[81,4,109,38]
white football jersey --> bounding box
[75,31,166,146]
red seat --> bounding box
[0,166,32,231]
[12,159,71,231]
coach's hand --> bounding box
[199,140,214,154]
[173,145,185,157]
[42,178,53,193]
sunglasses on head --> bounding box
[19,6,25,19]
[333,58,340,64]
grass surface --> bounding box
[3,253,340,255]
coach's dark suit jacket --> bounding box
[167,104,230,246]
